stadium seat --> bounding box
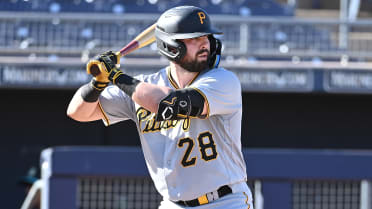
[0,0,294,16]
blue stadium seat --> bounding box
[246,0,294,16]
[175,0,294,16]
[248,22,334,57]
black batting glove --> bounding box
[100,50,120,65]
[99,55,124,84]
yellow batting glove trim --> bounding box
[86,60,101,75]
[112,70,124,84]
[86,59,110,83]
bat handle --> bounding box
[118,40,140,57]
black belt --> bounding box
[175,185,232,207]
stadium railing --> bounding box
[20,179,42,209]
[34,146,372,209]
[1,12,372,60]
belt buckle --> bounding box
[197,194,209,205]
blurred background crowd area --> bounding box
[0,0,294,15]
[1,0,372,65]
[1,0,372,16]
[2,0,372,208]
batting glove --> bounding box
[100,50,121,65]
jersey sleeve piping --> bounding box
[98,100,110,126]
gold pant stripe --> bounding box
[243,192,250,209]
[197,194,209,205]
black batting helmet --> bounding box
[155,6,223,68]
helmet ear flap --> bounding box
[208,35,222,69]
[156,30,187,62]
[171,41,187,62]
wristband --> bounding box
[81,79,109,102]
[113,73,141,97]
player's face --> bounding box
[178,36,210,72]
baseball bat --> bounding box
[88,23,156,76]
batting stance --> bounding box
[67,6,253,209]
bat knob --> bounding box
[86,62,101,77]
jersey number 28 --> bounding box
[177,131,218,167]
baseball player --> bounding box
[67,5,253,209]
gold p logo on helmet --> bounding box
[198,12,206,24]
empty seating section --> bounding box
[0,16,153,54]
[0,0,293,15]
[4,1,369,60]
[0,0,297,57]
[249,23,334,53]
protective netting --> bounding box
[292,180,360,209]
[78,177,162,209]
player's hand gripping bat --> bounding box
[87,23,156,77]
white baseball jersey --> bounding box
[98,66,248,202]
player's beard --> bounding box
[178,49,210,72]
